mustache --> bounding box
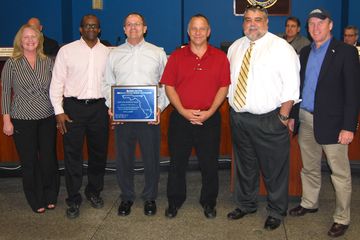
[249,26,258,31]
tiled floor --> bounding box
[0,169,359,240]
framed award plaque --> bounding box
[111,85,157,122]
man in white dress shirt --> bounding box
[102,12,169,217]
[226,5,300,230]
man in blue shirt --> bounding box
[288,8,360,238]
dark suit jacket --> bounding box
[43,35,60,56]
[291,38,360,144]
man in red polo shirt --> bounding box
[160,14,230,219]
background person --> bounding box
[278,16,311,54]
[27,17,60,56]
[343,25,359,46]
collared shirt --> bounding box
[278,33,311,54]
[160,44,230,110]
[227,32,300,114]
[50,38,110,114]
[1,56,54,119]
[287,34,311,54]
[102,39,169,111]
[300,38,331,113]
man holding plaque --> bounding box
[50,14,110,219]
[160,14,230,219]
[102,12,169,217]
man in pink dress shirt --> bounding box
[50,14,110,219]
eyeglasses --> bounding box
[82,24,99,30]
[344,34,356,37]
[286,24,299,28]
[125,22,143,28]
[245,4,268,14]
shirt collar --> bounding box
[80,37,100,48]
[184,44,213,58]
[125,38,146,49]
[311,37,332,51]
[245,31,269,47]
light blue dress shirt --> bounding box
[300,38,331,112]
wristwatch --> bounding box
[278,113,289,121]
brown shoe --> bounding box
[327,223,349,237]
[289,205,318,216]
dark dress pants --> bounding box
[230,108,290,219]
[114,123,160,202]
[63,98,109,206]
[167,110,220,208]
[12,116,59,212]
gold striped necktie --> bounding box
[234,42,254,110]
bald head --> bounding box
[28,18,43,32]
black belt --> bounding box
[68,97,103,105]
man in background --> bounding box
[28,17,60,56]
[343,25,359,46]
[278,16,311,54]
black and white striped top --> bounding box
[1,56,55,120]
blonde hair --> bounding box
[12,24,46,60]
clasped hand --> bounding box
[182,109,211,125]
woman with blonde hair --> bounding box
[1,24,59,213]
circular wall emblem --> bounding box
[247,0,278,8]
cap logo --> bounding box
[310,9,322,14]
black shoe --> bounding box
[118,201,133,216]
[289,205,318,217]
[227,208,256,220]
[165,205,178,218]
[328,223,349,237]
[144,200,157,216]
[66,205,80,219]
[203,205,216,219]
[264,216,281,230]
[86,194,104,209]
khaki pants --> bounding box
[298,109,351,225]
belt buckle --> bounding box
[84,99,90,104]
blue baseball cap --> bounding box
[308,8,332,20]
